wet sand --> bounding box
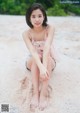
[0,15,80,113]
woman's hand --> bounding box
[39,64,49,81]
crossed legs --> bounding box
[26,56,54,110]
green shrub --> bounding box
[47,4,67,16]
[13,6,22,15]
[61,4,80,16]
[68,5,80,15]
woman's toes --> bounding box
[39,100,48,111]
[30,94,39,111]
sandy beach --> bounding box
[0,15,80,113]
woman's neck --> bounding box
[33,26,45,33]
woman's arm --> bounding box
[22,31,43,69]
[43,25,55,68]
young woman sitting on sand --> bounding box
[22,3,56,111]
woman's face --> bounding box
[30,9,44,28]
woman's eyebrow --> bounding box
[38,14,42,15]
[31,14,35,17]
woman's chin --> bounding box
[34,24,42,28]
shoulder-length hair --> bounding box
[26,3,48,28]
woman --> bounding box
[22,3,56,111]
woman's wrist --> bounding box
[43,55,48,68]
[38,62,43,70]
[43,62,47,68]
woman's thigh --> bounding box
[26,57,33,70]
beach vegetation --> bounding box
[0,0,80,16]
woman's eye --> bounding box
[39,15,42,18]
[32,15,35,18]
[31,14,42,18]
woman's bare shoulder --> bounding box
[47,24,55,31]
[22,29,31,36]
[22,29,32,39]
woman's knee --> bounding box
[26,58,33,70]
[31,60,39,75]
[26,57,37,71]
[31,58,38,68]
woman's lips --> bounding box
[35,23,40,25]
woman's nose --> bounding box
[35,17,39,21]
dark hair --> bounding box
[26,3,47,28]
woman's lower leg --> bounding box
[39,56,52,110]
[30,61,40,107]
[31,62,39,94]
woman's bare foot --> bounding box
[30,92,39,111]
[39,89,48,111]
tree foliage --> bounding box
[0,0,80,16]
[47,4,67,16]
